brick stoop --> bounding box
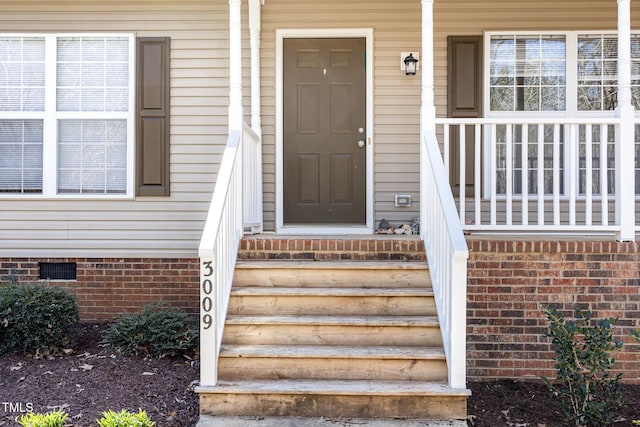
[238,236,426,261]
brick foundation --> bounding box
[2,237,639,383]
[0,258,199,322]
[467,239,640,383]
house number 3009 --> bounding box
[201,261,214,330]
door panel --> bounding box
[331,153,353,203]
[284,38,366,224]
[297,154,320,203]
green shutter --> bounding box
[136,37,170,196]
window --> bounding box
[489,34,566,112]
[577,35,618,111]
[0,37,45,193]
[486,32,640,197]
[0,34,134,197]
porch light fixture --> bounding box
[403,53,419,75]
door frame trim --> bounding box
[275,28,374,235]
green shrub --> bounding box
[542,307,623,427]
[0,284,79,355]
[105,303,198,358]
[97,409,155,427]
[17,410,68,427]
[0,267,19,287]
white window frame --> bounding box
[483,30,639,200]
[0,33,136,199]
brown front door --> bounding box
[283,38,366,224]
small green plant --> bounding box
[542,307,623,427]
[96,409,155,427]
[17,410,68,427]
[105,303,198,358]
[0,283,79,355]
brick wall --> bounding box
[467,239,640,383]
[3,238,639,384]
[0,258,199,322]
[238,236,427,261]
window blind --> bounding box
[56,36,129,194]
[0,120,43,192]
[490,35,566,112]
[57,119,127,194]
[0,37,45,193]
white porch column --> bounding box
[421,0,436,134]
[249,0,262,137]
[420,0,434,239]
[248,0,264,233]
[616,0,636,241]
[421,0,466,391]
[229,0,243,131]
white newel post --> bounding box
[616,0,636,241]
[199,254,216,386]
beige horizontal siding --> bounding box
[0,0,233,258]
[261,0,424,229]
[3,0,638,256]
[261,0,640,231]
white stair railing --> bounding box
[243,122,263,234]
[198,123,261,387]
[421,129,469,390]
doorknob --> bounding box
[357,140,365,148]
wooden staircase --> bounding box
[198,237,469,421]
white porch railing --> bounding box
[420,129,469,390]
[243,123,263,234]
[436,117,624,234]
[198,123,261,387]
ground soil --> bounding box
[467,380,640,427]
[0,323,199,426]
[1,323,639,427]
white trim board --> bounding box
[275,28,375,235]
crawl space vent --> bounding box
[39,262,77,280]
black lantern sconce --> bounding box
[403,53,419,76]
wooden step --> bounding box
[198,379,469,419]
[228,287,437,316]
[233,261,431,288]
[218,344,447,381]
[200,250,468,422]
[222,315,442,347]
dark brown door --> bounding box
[283,38,366,224]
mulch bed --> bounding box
[1,323,639,426]
[468,380,640,427]
[0,323,199,426]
